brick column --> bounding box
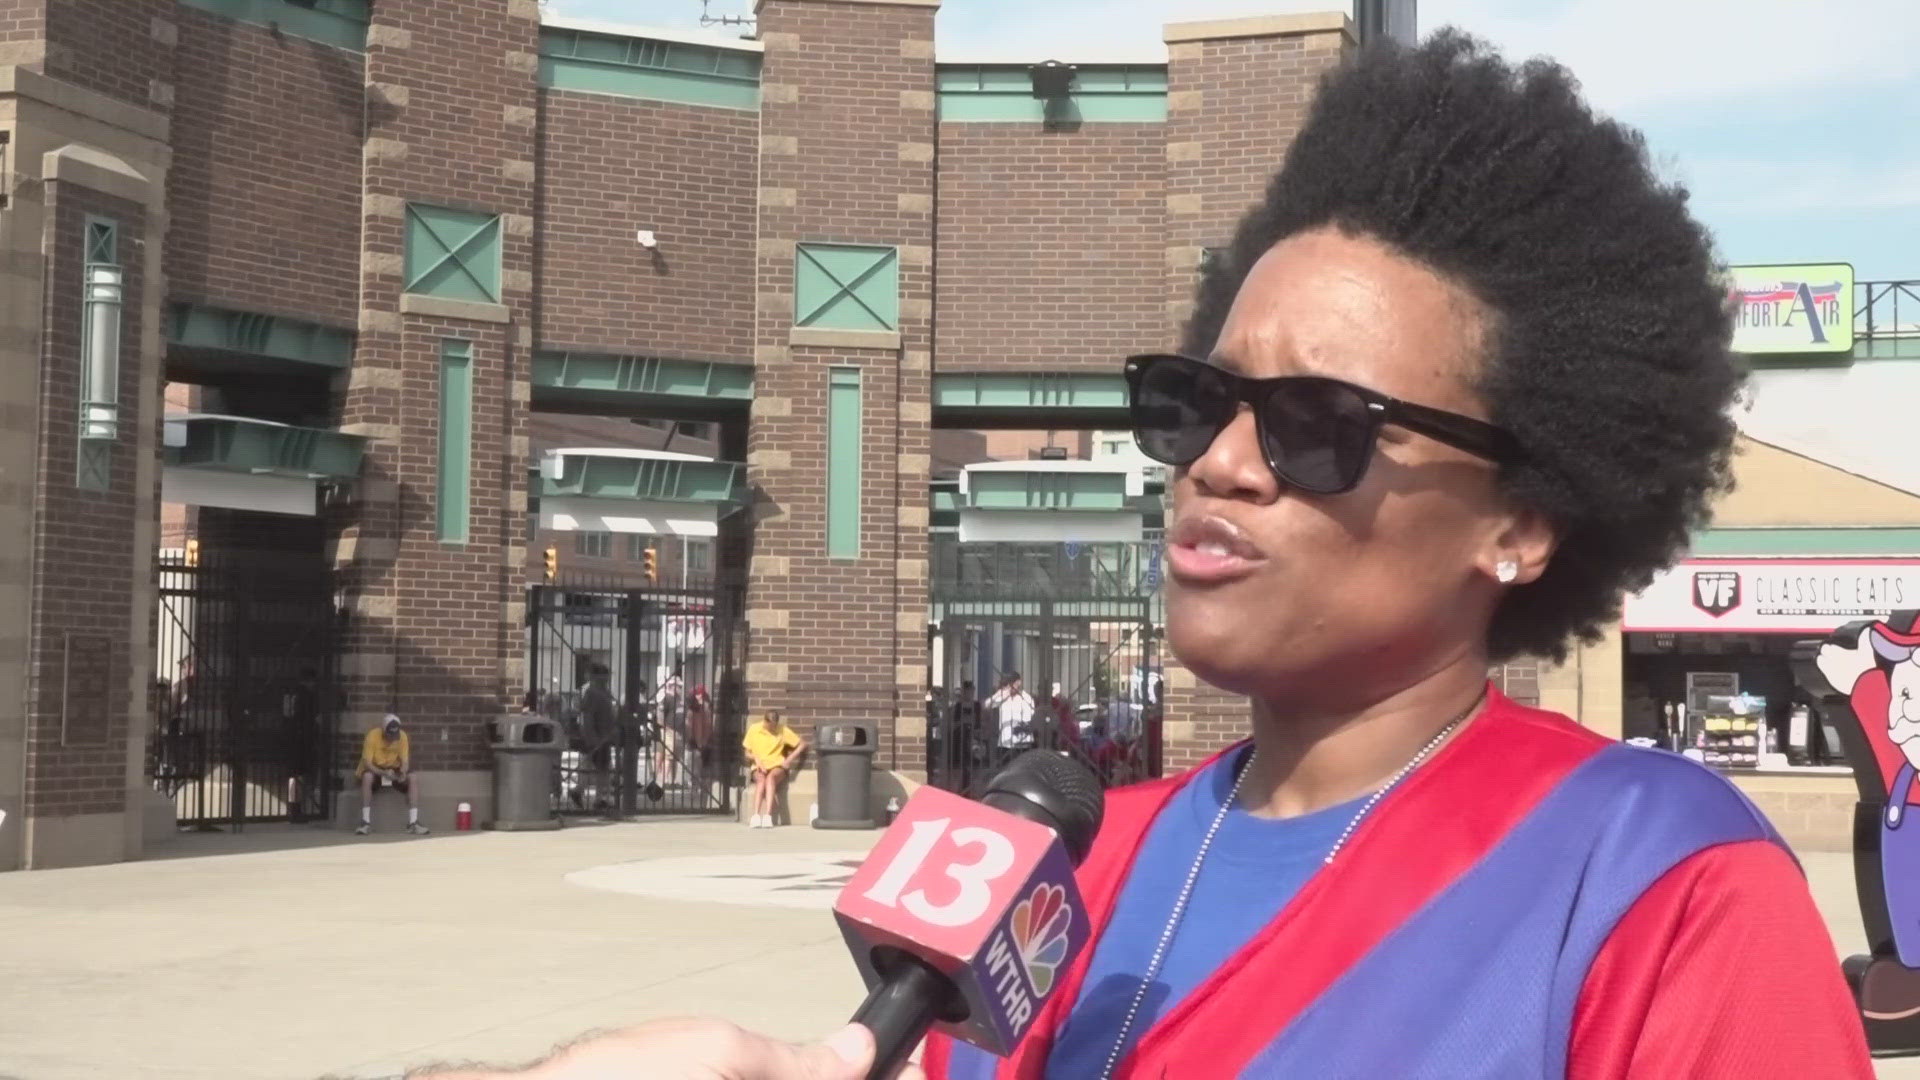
[749,0,937,778]
[1158,13,1353,771]
[331,0,540,824]
[0,0,175,867]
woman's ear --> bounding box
[1480,503,1557,587]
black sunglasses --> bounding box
[1124,353,1521,495]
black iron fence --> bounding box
[1857,280,1920,355]
[526,576,743,816]
[150,553,340,830]
[927,538,1165,794]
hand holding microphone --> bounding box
[836,750,1106,1079]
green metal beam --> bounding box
[965,469,1130,511]
[177,0,368,51]
[937,65,1168,122]
[542,453,746,505]
[539,28,761,111]
[165,416,367,480]
[167,302,354,370]
[932,372,1129,428]
[1690,528,1920,557]
[532,350,753,418]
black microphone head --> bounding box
[980,750,1104,865]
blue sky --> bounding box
[548,0,1918,280]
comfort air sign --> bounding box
[1624,559,1920,633]
[1728,263,1854,355]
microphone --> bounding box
[835,751,1105,1079]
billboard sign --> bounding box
[1728,263,1854,355]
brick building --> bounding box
[0,0,1365,867]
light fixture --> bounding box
[80,263,123,440]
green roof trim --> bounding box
[937,65,1168,123]
[542,453,747,505]
[178,0,368,52]
[1690,528,1920,557]
[540,28,761,110]
[167,302,354,369]
[165,416,366,480]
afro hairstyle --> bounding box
[1182,30,1744,663]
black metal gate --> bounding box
[526,580,742,816]
[150,553,341,830]
[927,539,1164,793]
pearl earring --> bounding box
[1495,560,1518,584]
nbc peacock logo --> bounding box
[1009,882,1072,996]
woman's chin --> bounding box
[1167,610,1274,697]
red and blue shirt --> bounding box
[925,690,1871,1078]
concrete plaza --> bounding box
[0,819,1913,1080]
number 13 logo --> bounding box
[862,817,1016,928]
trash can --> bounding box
[491,715,563,831]
[813,722,876,830]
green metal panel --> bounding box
[541,454,746,504]
[966,470,1129,511]
[1856,336,1920,359]
[177,0,369,51]
[168,302,354,369]
[934,373,1127,410]
[827,368,862,557]
[936,64,1168,122]
[796,244,899,332]
[531,351,753,405]
[437,340,473,543]
[1689,528,1920,557]
[405,204,501,304]
[164,417,368,479]
[77,215,118,489]
[539,28,760,110]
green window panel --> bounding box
[539,28,762,111]
[796,244,899,332]
[437,340,473,544]
[827,368,862,558]
[178,0,369,52]
[936,64,1169,123]
[406,204,502,304]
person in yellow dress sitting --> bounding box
[741,711,806,829]
[355,714,429,836]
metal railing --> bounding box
[1856,280,1920,356]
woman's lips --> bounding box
[1165,513,1267,584]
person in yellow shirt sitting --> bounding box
[741,711,806,829]
[356,714,428,836]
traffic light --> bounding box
[643,546,658,584]
[183,538,200,567]
[543,545,558,582]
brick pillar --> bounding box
[331,0,540,825]
[0,0,175,867]
[1158,13,1353,771]
[749,0,938,779]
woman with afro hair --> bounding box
[923,28,1874,1080]
[429,28,1874,1080]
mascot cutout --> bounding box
[1795,609,1920,1053]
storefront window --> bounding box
[1621,631,1846,771]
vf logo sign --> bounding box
[1693,570,1742,618]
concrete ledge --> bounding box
[0,65,169,143]
[23,810,127,869]
[738,767,921,829]
[789,327,901,350]
[42,144,158,206]
[400,294,512,324]
[1164,11,1353,44]
[332,769,494,833]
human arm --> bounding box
[1568,840,1873,1079]
[413,1018,919,1080]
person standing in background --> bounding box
[985,672,1035,768]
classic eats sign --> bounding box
[1624,559,1920,633]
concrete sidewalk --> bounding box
[0,820,1913,1079]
